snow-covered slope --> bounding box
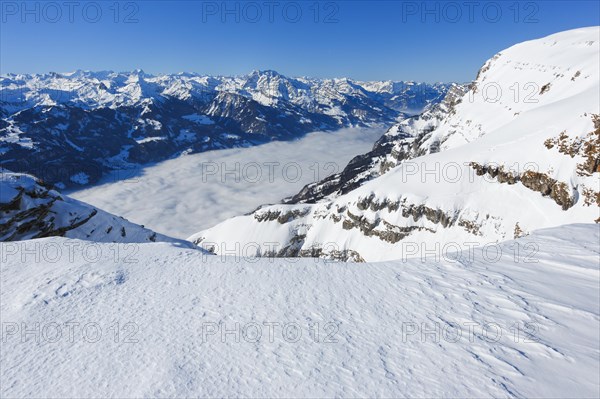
[1,223,598,397]
[0,169,193,245]
[0,70,449,188]
[193,27,600,261]
[283,83,469,204]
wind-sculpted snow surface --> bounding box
[193,27,600,261]
[1,224,598,397]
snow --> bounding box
[135,136,166,144]
[69,127,385,239]
[0,70,445,114]
[1,27,599,397]
[0,122,34,149]
[420,27,600,153]
[0,183,19,203]
[181,114,214,125]
[193,27,600,261]
[0,170,193,246]
[69,172,89,185]
[219,133,241,140]
[1,223,598,397]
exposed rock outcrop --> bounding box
[1,169,195,245]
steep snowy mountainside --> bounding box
[2,223,598,397]
[417,27,600,153]
[0,169,193,245]
[283,83,469,204]
[192,27,600,262]
[0,70,450,188]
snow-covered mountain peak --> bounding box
[0,69,449,112]
[416,27,599,153]
[192,27,600,262]
[1,69,450,187]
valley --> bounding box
[1,23,599,399]
[68,127,385,238]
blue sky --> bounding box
[1,1,598,82]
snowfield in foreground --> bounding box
[1,223,598,397]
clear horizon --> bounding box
[1,1,599,82]
[0,68,461,84]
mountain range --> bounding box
[0,70,449,188]
[1,26,599,399]
[1,28,598,256]
[191,27,600,261]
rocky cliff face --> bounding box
[191,28,600,262]
[0,70,449,188]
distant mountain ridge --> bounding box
[0,70,450,188]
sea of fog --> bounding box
[69,127,385,239]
